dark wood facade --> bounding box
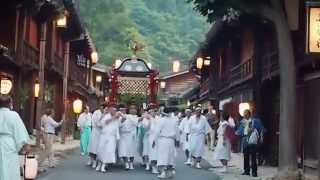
[190,0,319,175]
[0,1,108,135]
[160,70,199,107]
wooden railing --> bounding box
[53,54,64,75]
[200,78,210,97]
[262,51,279,80]
[69,59,87,87]
[229,57,253,86]
[22,41,39,66]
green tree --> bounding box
[188,0,298,179]
[79,0,209,72]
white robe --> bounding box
[148,116,160,161]
[118,114,138,157]
[141,118,151,157]
[0,108,30,180]
[179,116,191,151]
[77,112,92,130]
[97,114,120,164]
[154,116,179,166]
[88,109,102,155]
[189,115,212,158]
[214,121,231,160]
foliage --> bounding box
[119,93,147,107]
[78,0,210,72]
[187,0,271,22]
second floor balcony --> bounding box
[69,59,87,88]
[229,57,253,87]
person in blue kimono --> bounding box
[77,106,92,156]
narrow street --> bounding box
[38,150,221,180]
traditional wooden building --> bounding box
[159,70,199,108]
[0,1,106,136]
[190,1,319,177]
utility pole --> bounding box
[36,23,47,147]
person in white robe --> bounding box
[153,108,179,179]
[189,107,212,169]
[179,109,192,165]
[140,111,152,171]
[77,106,92,156]
[148,109,160,174]
[88,104,105,168]
[0,95,31,180]
[118,106,140,170]
[95,107,120,173]
[214,111,231,173]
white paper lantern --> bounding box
[24,155,38,179]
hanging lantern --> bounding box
[0,78,13,95]
[196,57,204,69]
[204,57,211,66]
[73,99,83,114]
[56,15,67,28]
[34,82,40,98]
[239,102,251,117]
[115,59,122,69]
[24,155,38,179]
[187,100,191,107]
[306,2,320,53]
[91,51,99,64]
[160,81,166,89]
[96,75,102,83]
[172,60,180,73]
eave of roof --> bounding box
[160,70,190,80]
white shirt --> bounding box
[189,115,212,136]
[43,116,61,134]
[243,118,252,136]
[155,116,179,140]
[179,116,191,134]
[92,110,103,129]
[120,114,138,133]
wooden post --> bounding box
[61,41,70,144]
[35,23,47,147]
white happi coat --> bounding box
[179,116,191,151]
[148,116,160,161]
[0,108,30,180]
[141,118,151,156]
[118,114,138,157]
[189,115,212,158]
[88,109,103,154]
[155,115,179,166]
[77,112,92,130]
[97,114,120,164]
[214,121,231,161]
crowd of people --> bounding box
[0,93,265,180]
[74,104,213,178]
[74,102,265,179]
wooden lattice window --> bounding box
[118,77,150,95]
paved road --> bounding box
[38,150,221,180]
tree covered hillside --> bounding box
[79,0,209,72]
